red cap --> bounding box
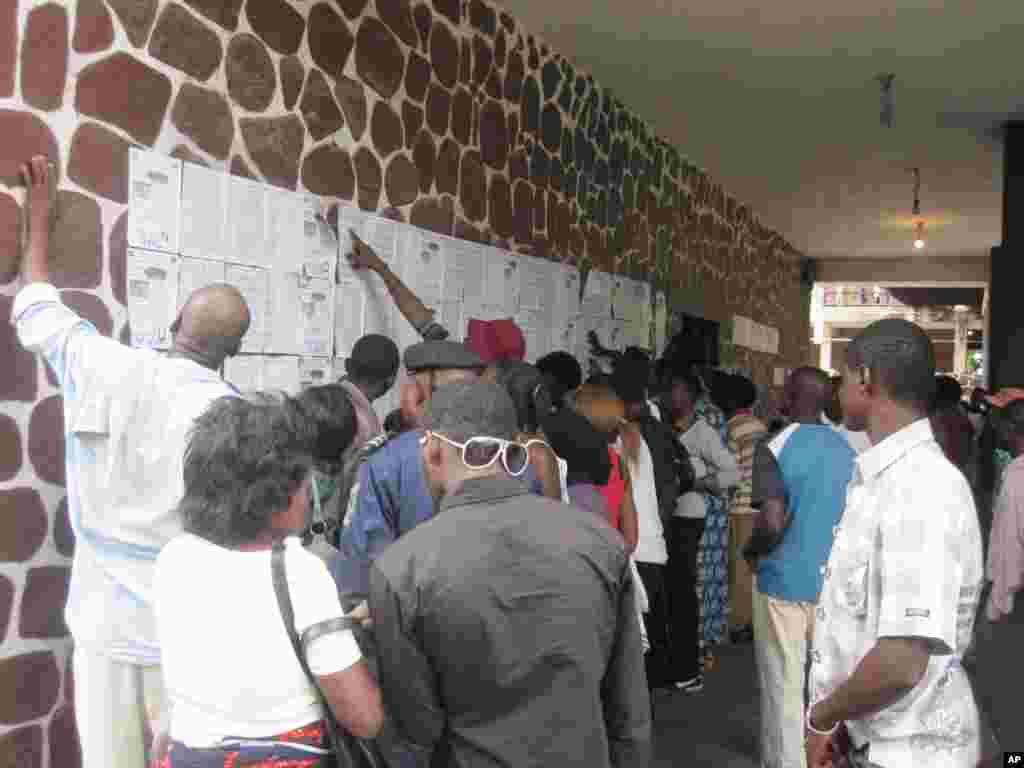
[466,318,526,364]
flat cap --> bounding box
[404,340,485,373]
[424,381,518,440]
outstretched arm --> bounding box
[20,156,56,285]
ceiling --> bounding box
[498,0,1019,261]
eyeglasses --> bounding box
[423,431,530,476]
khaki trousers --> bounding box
[728,514,756,629]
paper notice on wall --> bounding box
[482,247,521,317]
[610,276,626,320]
[398,227,445,306]
[129,148,181,254]
[268,271,302,354]
[581,270,611,321]
[440,300,464,342]
[517,305,550,362]
[299,357,332,389]
[653,291,668,356]
[177,257,226,312]
[266,188,304,274]
[340,208,398,276]
[223,355,263,393]
[228,175,267,268]
[179,162,227,262]
[445,239,484,330]
[361,271,394,339]
[334,278,365,360]
[518,256,552,311]
[301,197,337,281]
[262,356,300,395]
[300,277,333,357]
[226,264,270,353]
[126,249,179,349]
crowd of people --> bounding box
[12,154,1021,768]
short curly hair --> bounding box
[179,393,315,548]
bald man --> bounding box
[12,157,249,768]
[742,367,856,768]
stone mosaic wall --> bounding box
[0,0,808,763]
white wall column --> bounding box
[953,306,970,378]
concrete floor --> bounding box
[650,643,761,768]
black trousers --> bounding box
[668,517,705,682]
[635,562,672,688]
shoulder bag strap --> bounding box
[271,543,385,768]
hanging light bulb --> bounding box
[913,220,925,250]
[910,169,925,249]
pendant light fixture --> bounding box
[911,167,925,250]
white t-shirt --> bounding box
[155,535,363,747]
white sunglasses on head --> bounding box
[422,431,531,476]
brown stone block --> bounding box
[356,17,405,99]
[183,0,243,31]
[308,2,354,80]
[230,155,255,180]
[240,115,304,189]
[0,193,19,284]
[380,206,405,223]
[409,195,453,235]
[377,0,418,47]
[370,100,403,157]
[412,129,435,193]
[300,69,344,142]
[0,414,21,482]
[472,35,492,87]
[75,53,171,146]
[280,56,305,111]
[450,87,471,146]
[459,150,485,222]
[106,0,158,48]
[459,37,470,87]
[403,102,423,149]
[49,705,81,768]
[512,180,532,243]
[354,146,382,210]
[28,395,64,487]
[0,488,47,562]
[247,0,304,55]
[335,76,367,140]
[225,32,275,111]
[405,52,431,103]
[432,0,460,25]
[429,16,458,89]
[21,4,68,112]
[48,191,101,290]
[0,110,59,189]
[149,3,222,82]
[171,84,234,161]
[20,566,71,639]
[504,50,523,103]
[385,153,418,207]
[425,82,450,136]
[413,3,432,49]
[435,137,459,195]
[67,123,131,204]
[488,175,512,239]
[62,290,113,338]
[339,0,369,18]
[301,143,354,200]
[0,651,60,724]
[494,29,506,68]
[454,218,484,243]
[479,100,507,170]
[54,496,74,558]
[532,188,545,232]
[70,0,114,54]
[0,725,43,767]
[0,0,16,97]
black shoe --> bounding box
[675,675,704,693]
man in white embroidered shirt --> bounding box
[806,319,984,768]
[12,157,250,768]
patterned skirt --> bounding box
[697,493,730,647]
[157,722,332,768]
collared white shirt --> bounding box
[810,419,983,768]
[13,283,235,664]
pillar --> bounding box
[989,122,1024,390]
[953,307,969,379]
[819,322,833,373]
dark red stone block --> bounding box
[21,3,69,111]
[107,0,158,48]
[0,651,60,724]
[413,3,432,49]
[412,130,435,193]
[454,218,484,243]
[385,153,418,207]
[432,0,460,25]
[479,100,507,170]
[354,147,382,211]
[494,30,506,68]
[171,84,234,162]
[0,414,22,482]
[512,180,532,243]
[450,87,471,145]
[409,195,453,235]
[225,32,275,111]
[436,137,459,195]
[240,115,304,189]
[19,566,71,639]
[533,188,545,231]
[301,144,354,200]
[49,705,81,768]
[472,35,492,87]
[403,101,423,149]
[75,53,171,146]
[247,0,304,55]
[377,0,417,47]
[308,2,354,80]
[67,123,131,204]
[73,0,114,54]
[108,211,127,307]
[149,3,222,82]
[54,496,74,557]
[335,77,367,140]
[280,56,305,111]
[0,725,43,767]
[356,17,404,99]
[429,17,458,89]
[183,0,243,31]
[425,83,450,136]
[0,110,59,190]
[230,154,256,180]
[62,290,113,337]
[28,396,65,486]
[339,0,369,18]
[0,574,12,643]
[0,0,16,97]
[489,175,512,239]
[521,75,540,136]
[509,148,527,181]
[469,0,495,36]
[300,69,344,142]
[380,206,405,223]
[370,100,403,157]
[459,150,486,222]
[504,50,523,103]
[0,488,47,562]
[0,193,18,284]
[49,191,102,290]
[0,294,37,401]
[405,52,430,103]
